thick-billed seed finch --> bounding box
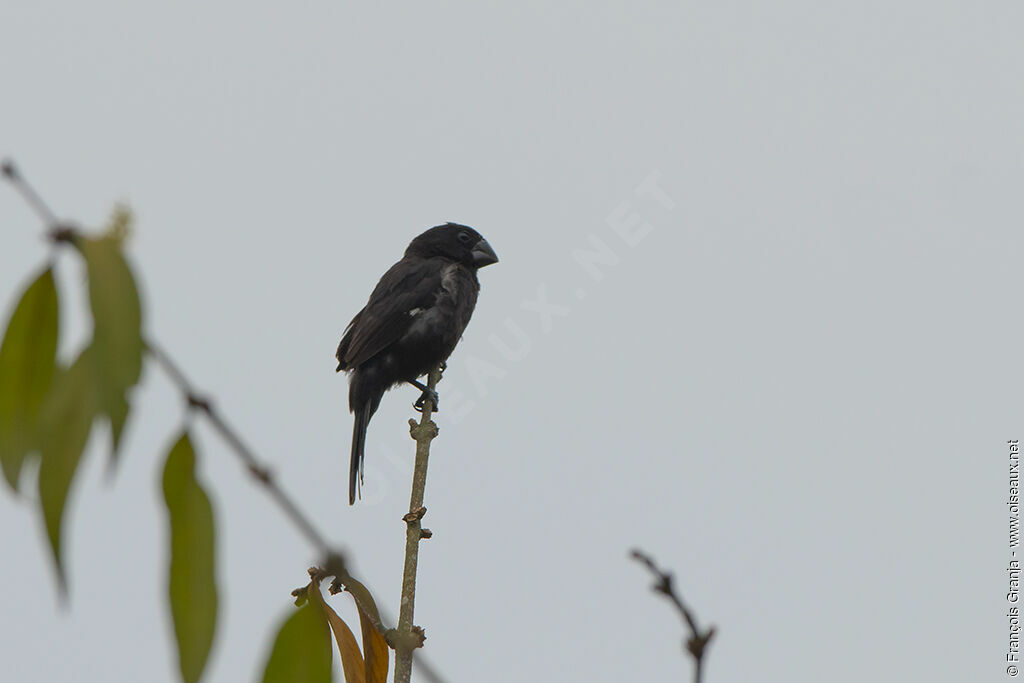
[335,223,498,504]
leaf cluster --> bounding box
[1,206,389,682]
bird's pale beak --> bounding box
[471,238,499,267]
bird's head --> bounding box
[406,223,499,269]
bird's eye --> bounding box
[458,231,472,243]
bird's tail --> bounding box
[349,401,373,505]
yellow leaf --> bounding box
[337,575,389,682]
[357,598,389,683]
[309,582,365,683]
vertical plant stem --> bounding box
[394,365,441,683]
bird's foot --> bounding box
[407,379,440,412]
[438,360,447,378]
[413,388,440,413]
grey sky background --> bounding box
[2,2,1021,681]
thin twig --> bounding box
[631,549,716,683]
[2,158,338,561]
[150,339,454,683]
[2,160,62,228]
[3,158,451,683]
[146,339,336,558]
[394,365,442,683]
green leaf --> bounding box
[0,266,59,491]
[76,234,143,466]
[262,602,332,683]
[162,432,218,683]
[37,350,97,595]
[103,203,134,243]
[107,390,129,464]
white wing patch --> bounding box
[441,264,460,295]
[408,308,424,316]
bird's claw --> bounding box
[413,388,440,413]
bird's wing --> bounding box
[340,257,444,368]
[335,309,363,370]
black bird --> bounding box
[336,223,498,504]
